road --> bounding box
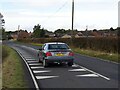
[3,41,120,90]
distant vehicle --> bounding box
[38,42,74,67]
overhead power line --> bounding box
[40,0,69,23]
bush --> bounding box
[18,37,118,53]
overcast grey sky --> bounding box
[0,0,119,32]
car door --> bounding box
[40,44,46,61]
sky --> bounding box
[0,0,119,32]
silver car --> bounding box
[38,42,74,67]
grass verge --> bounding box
[2,45,28,89]
[30,43,43,47]
[72,47,119,63]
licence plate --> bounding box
[56,53,64,56]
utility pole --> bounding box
[17,25,20,39]
[86,25,88,38]
[18,25,20,31]
[71,0,74,46]
[86,25,88,48]
[72,0,74,37]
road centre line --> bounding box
[75,64,110,81]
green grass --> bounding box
[30,43,43,47]
[72,47,119,63]
[2,45,28,89]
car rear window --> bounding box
[48,44,69,49]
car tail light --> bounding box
[46,52,52,56]
[69,52,74,56]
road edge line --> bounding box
[16,50,40,90]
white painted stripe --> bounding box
[69,69,86,72]
[76,74,99,77]
[23,56,32,57]
[15,50,39,89]
[27,61,38,63]
[33,70,50,73]
[25,57,36,59]
[36,76,59,80]
[76,64,110,81]
[29,63,41,66]
[26,59,36,61]
[31,67,44,69]
[72,64,79,67]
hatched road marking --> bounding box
[26,59,36,61]
[36,76,59,80]
[69,69,86,72]
[33,70,50,73]
[31,66,44,69]
[76,74,99,77]
[27,61,38,63]
[29,63,42,66]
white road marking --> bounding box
[29,63,41,66]
[33,70,50,73]
[76,74,99,77]
[26,59,36,61]
[77,64,110,81]
[23,55,32,57]
[16,50,40,89]
[69,69,86,72]
[31,66,44,69]
[25,57,36,59]
[27,61,38,63]
[72,64,79,67]
[36,76,59,80]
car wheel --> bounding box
[43,60,48,67]
[68,62,73,66]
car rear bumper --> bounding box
[45,56,74,63]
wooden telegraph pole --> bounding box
[71,0,74,46]
[72,0,74,37]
